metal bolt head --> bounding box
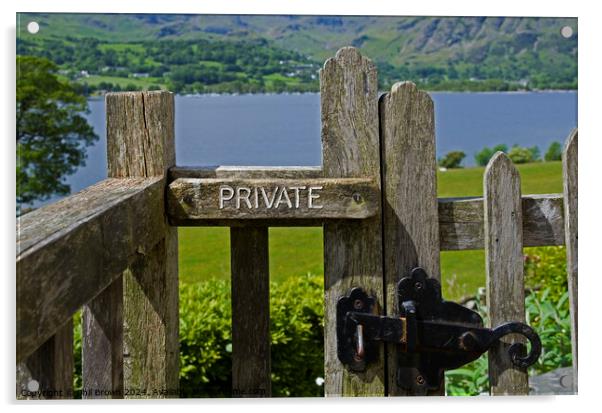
[414,281,423,291]
[459,331,478,351]
[353,299,364,310]
[415,375,425,385]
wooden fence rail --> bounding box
[16,47,577,399]
[16,177,165,362]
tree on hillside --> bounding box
[17,55,97,211]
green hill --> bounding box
[17,14,577,92]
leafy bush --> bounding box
[524,246,568,302]
[438,151,466,169]
[474,144,508,166]
[524,246,572,375]
[179,274,324,397]
[446,246,572,395]
[508,145,536,164]
[179,279,233,397]
[545,141,563,161]
[526,289,572,375]
[446,289,571,395]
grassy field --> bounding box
[178,161,563,300]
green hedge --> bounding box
[180,273,324,397]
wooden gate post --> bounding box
[484,153,529,395]
[563,129,578,392]
[16,319,74,399]
[379,82,440,395]
[101,91,179,398]
[230,227,271,397]
[321,47,385,396]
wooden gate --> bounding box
[16,47,577,398]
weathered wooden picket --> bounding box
[16,47,577,398]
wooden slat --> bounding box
[230,227,271,397]
[170,165,323,180]
[438,194,565,250]
[16,177,164,362]
[106,91,179,398]
[484,152,529,395]
[168,177,379,223]
[563,129,578,393]
[17,320,74,399]
[82,279,124,399]
[380,81,441,395]
[321,47,385,396]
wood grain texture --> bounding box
[16,320,73,399]
[484,152,528,395]
[106,91,179,398]
[16,177,164,362]
[168,177,379,222]
[380,81,441,395]
[563,129,578,393]
[230,227,271,397]
[438,194,565,250]
[123,237,179,398]
[170,165,323,180]
[106,91,175,177]
[321,47,385,396]
[82,278,124,398]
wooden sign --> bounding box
[167,177,379,224]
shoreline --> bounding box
[87,89,578,99]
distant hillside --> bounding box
[17,14,578,92]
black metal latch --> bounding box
[337,267,542,392]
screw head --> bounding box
[414,281,423,291]
[416,375,425,385]
[353,299,364,310]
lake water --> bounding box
[41,91,577,206]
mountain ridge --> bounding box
[17,14,578,92]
